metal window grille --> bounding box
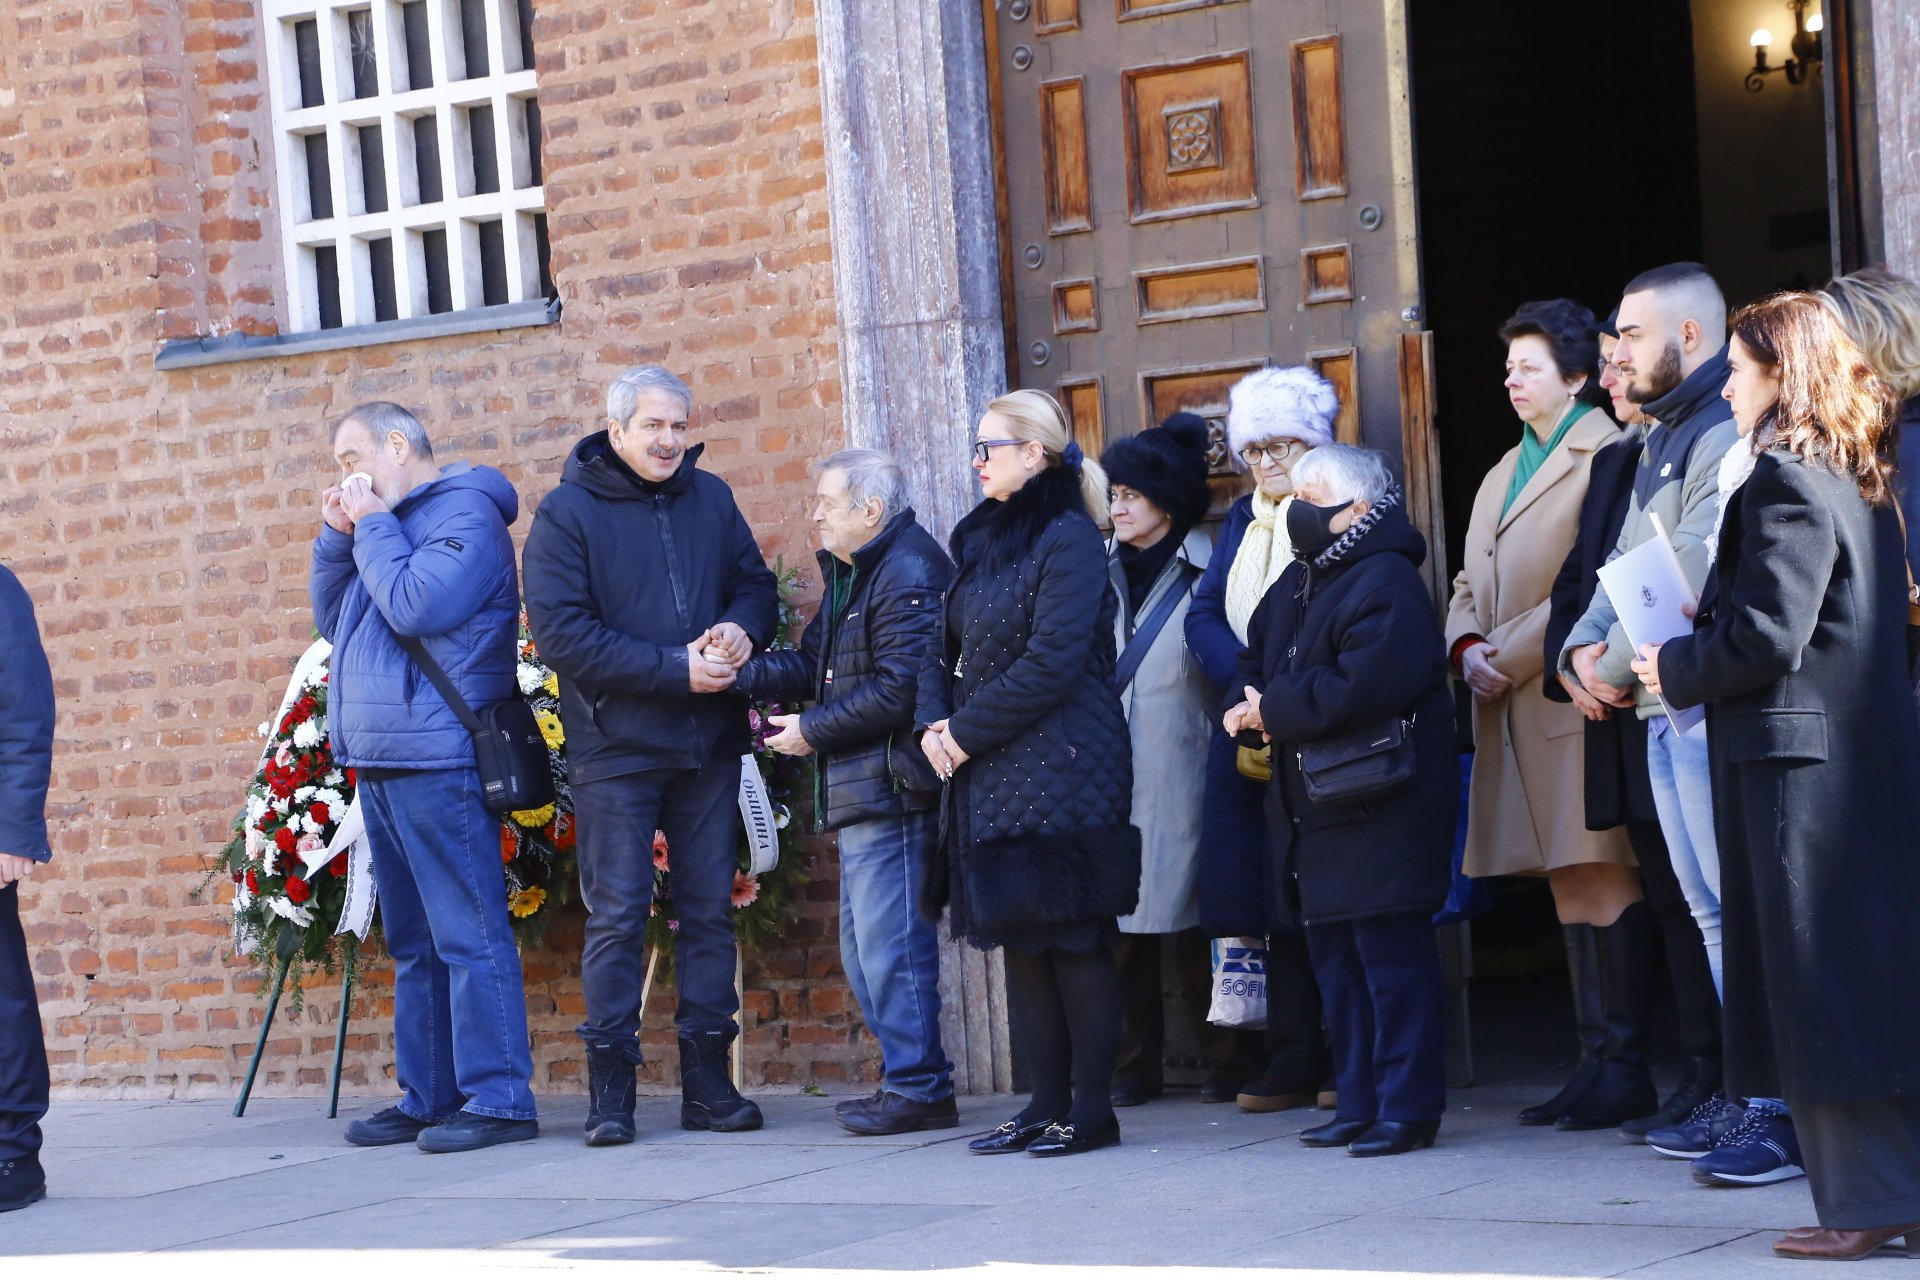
[263,0,550,332]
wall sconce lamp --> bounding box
[1747,0,1824,91]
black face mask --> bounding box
[1286,498,1349,559]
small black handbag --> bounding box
[398,636,556,815]
[1294,714,1416,805]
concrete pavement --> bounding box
[0,1086,1847,1278]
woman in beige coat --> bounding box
[1445,299,1650,1132]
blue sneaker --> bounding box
[1690,1106,1805,1186]
[1646,1092,1743,1159]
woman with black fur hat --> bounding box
[918,389,1140,1158]
[1102,414,1258,1108]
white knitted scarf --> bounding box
[1224,489,1295,642]
[1707,437,1758,565]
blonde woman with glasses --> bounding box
[918,389,1139,1158]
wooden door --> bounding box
[989,0,1435,575]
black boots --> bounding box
[1518,925,1604,1125]
[1622,1051,1723,1140]
[585,1039,638,1146]
[679,1027,764,1132]
[1556,900,1659,1131]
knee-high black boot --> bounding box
[1518,924,1604,1125]
[1558,900,1659,1130]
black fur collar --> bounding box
[950,463,1089,573]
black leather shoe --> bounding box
[0,1158,46,1213]
[1110,1080,1161,1109]
[834,1089,885,1117]
[837,1091,960,1136]
[345,1106,436,1147]
[1199,1076,1248,1104]
[1027,1119,1121,1157]
[1348,1119,1439,1157]
[415,1112,540,1154]
[1299,1117,1374,1148]
[968,1116,1058,1154]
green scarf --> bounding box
[1503,401,1589,517]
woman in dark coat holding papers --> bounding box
[1225,444,1457,1158]
[1635,293,1920,1261]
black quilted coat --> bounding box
[917,464,1142,951]
[736,509,952,832]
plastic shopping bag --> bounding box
[1206,936,1268,1029]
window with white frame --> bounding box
[263,0,552,333]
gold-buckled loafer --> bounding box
[968,1116,1057,1154]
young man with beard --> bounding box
[1559,265,1802,1189]
[524,366,779,1145]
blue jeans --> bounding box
[575,760,743,1058]
[1305,911,1447,1126]
[837,810,952,1102]
[1646,718,1723,997]
[359,769,537,1122]
[0,882,49,1163]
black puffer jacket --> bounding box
[523,435,780,784]
[1235,502,1458,926]
[917,465,1141,950]
[737,510,952,831]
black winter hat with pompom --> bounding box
[1101,412,1213,531]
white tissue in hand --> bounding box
[344,472,373,489]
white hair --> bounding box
[607,365,692,426]
[336,401,433,459]
[816,448,908,516]
[1289,444,1391,507]
[1225,365,1340,463]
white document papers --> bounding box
[1595,514,1705,735]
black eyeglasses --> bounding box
[972,438,1022,464]
[1240,440,1306,467]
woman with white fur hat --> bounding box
[1183,365,1340,1112]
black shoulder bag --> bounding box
[397,636,556,814]
[1295,714,1417,805]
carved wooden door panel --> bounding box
[991,0,1430,541]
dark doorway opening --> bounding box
[1407,0,1835,1067]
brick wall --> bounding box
[0,0,879,1097]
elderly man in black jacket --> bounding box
[0,563,55,1212]
[737,448,956,1136]
[524,366,780,1146]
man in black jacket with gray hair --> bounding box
[525,366,779,1146]
[738,448,957,1136]
[0,562,55,1212]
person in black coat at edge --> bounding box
[1224,445,1458,1158]
[524,365,780,1144]
[1183,367,1340,1114]
[1634,293,1920,1262]
[1540,315,1724,1140]
[1818,268,1920,589]
[0,563,55,1212]
[735,448,960,1137]
[918,389,1141,1159]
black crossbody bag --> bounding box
[397,636,556,814]
[1294,714,1416,805]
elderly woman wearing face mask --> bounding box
[1224,444,1458,1157]
[1183,367,1340,1113]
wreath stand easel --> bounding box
[232,945,743,1117]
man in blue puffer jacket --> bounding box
[310,401,537,1154]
